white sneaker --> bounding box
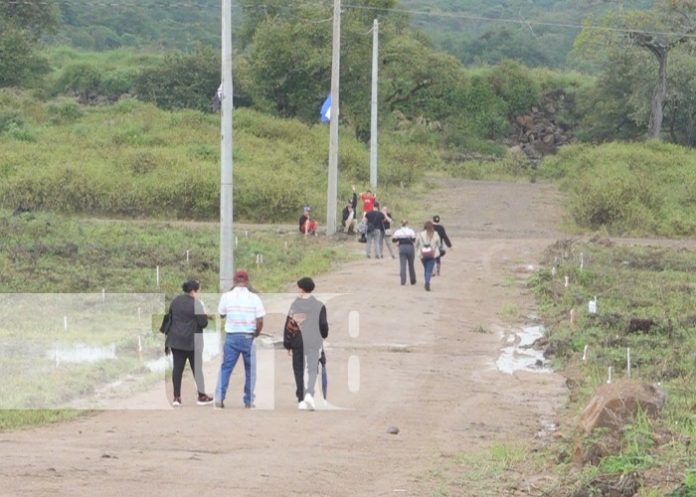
[304,393,315,411]
[298,401,308,410]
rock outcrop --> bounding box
[506,89,577,163]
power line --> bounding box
[5,0,696,40]
[341,3,696,40]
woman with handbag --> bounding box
[415,220,442,291]
[165,280,214,407]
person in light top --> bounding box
[415,220,442,292]
[215,270,265,408]
[391,220,417,286]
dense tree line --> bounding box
[3,0,696,149]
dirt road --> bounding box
[0,178,569,496]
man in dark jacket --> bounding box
[364,202,385,258]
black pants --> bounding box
[289,338,305,402]
[171,348,196,398]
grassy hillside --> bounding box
[0,90,431,222]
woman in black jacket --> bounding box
[166,280,213,407]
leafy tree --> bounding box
[487,60,541,117]
[574,0,696,139]
[664,46,696,145]
[237,0,406,140]
[239,14,331,122]
[0,28,50,87]
[575,48,649,142]
[0,0,58,87]
[0,0,59,40]
[459,27,557,67]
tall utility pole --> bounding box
[369,18,379,189]
[219,0,234,291]
[326,0,341,235]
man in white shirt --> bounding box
[391,220,418,286]
[215,270,265,408]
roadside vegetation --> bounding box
[527,240,696,497]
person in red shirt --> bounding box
[359,189,376,215]
[299,206,317,237]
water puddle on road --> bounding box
[496,324,550,374]
[46,343,116,364]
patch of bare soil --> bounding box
[0,178,569,496]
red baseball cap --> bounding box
[233,270,249,283]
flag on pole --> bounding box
[320,93,331,123]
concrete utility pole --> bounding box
[326,0,341,235]
[369,18,379,189]
[220,0,234,291]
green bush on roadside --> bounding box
[538,141,696,236]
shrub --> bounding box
[47,101,83,124]
[539,141,696,236]
[488,60,542,116]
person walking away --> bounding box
[342,186,358,234]
[215,270,265,408]
[284,277,328,410]
[364,203,385,258]
[359,189,376,215]
[415,220,442,291]
[166,280,213,407]
[379,205,396,259]
[432,215,452,276]
[391,220,417,285]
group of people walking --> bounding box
[391,216,452,291]
[343,186,453,291]
[162,272,328,411]
[163,189,453,407]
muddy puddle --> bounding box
[496,324,550,374]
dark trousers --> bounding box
[171,348,196,398]
[289,337,305,402]
[399,244,417,285]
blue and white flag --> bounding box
[320,93,331,123]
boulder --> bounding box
[572,380,666,466]
[578,380,666,434]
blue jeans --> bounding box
[216,333,254,405]
[422,257,436,286]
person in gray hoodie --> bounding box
[283,277,328,410]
